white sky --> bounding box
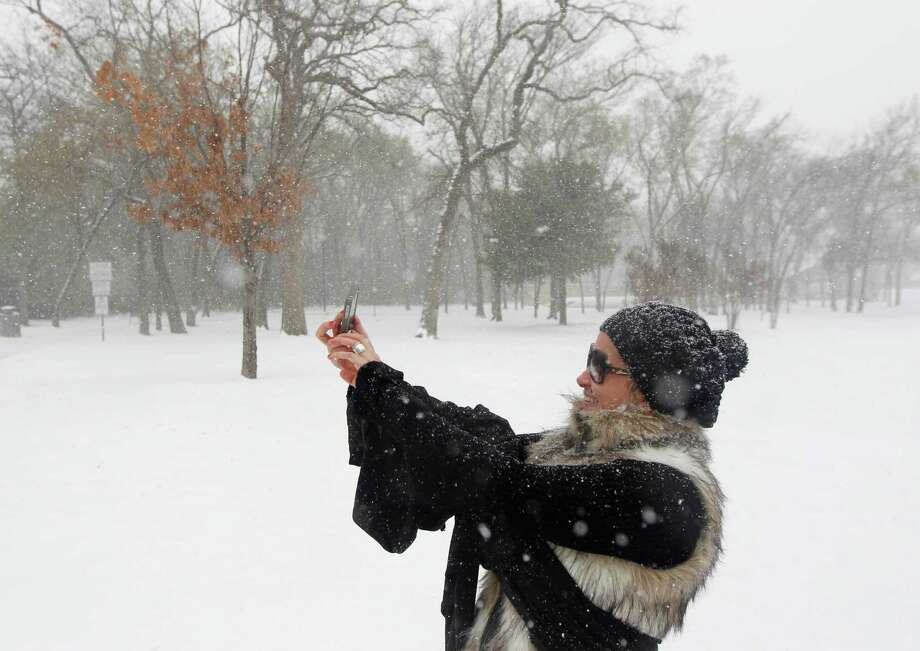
[1,0,917,145]
[643,0,919,143]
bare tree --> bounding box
[0,43,47,324]
[624,57,748,309]
[258,0,430,335]
[826,106,920,313]
[414,0,675,337]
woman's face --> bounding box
[576,332,649,412]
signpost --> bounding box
[89,262,112,341]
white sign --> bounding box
[91,280,111,296]
[89,262,112,282]
[94,295,109,316]
[89,262,113,297]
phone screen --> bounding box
[339,286,359,333]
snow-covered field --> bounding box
[2,295,919,651]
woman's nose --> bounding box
[576,369,591,389]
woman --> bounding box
[316,302,748,651]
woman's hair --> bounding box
[627,378,647,405]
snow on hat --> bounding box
[599,302,748,428]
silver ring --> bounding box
[351,342,367,355]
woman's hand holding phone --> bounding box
[315,311,381,387]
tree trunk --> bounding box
[601,266,615,311]
[884,265,892,307]
[856,254,872,313]
[418,168,467,338]
[155,284,163,331]
[557,273,568,325]
[894,253,904,307]
[548,274,558,320]
[727,306,740,331]
[320,240,328,313]
[725,290,740,329]
[805,269,811,308]
[372,245,381,317]
[241,242,259,379]
[768,279,782,329]
[136,220,150,336]
[149,219,187,334]
[533,276,542,318]
[18,261,33,326]
[462,177,486,318]
[281,214,307,335]
[16,281,29,326]
[490,270,503,322]
[474,253,485,316]
[202,244,222,318]
[578,276,585,313]
[458,235,470,310]
[405,266,412,311]
[257,253,271,329]
[845,264,856,312]
[443,235,452,314]
[594,266,602,312]
[186,235,202,327]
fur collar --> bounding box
[527,398,712,468]
[462,401,724,650]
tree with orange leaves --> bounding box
[96,46,303,378]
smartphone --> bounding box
[338,286,359,334]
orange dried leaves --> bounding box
[94,56,303,256]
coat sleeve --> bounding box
[350,361,706,568]
[344,366,527,554]
[345,371,515,467]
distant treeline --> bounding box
[1,0,917,376]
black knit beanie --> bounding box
[600,302,748,428]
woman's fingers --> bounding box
[315,319,335,343]
[317,310,354,343]
[328,344,354,365]
[330,350,362,366]
[353,315,368,336]
[332,309,347,333]
[329,332,370,348]
[317,311,363,387]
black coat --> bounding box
[346,361,707,651]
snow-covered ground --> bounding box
[2,295,919,650]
